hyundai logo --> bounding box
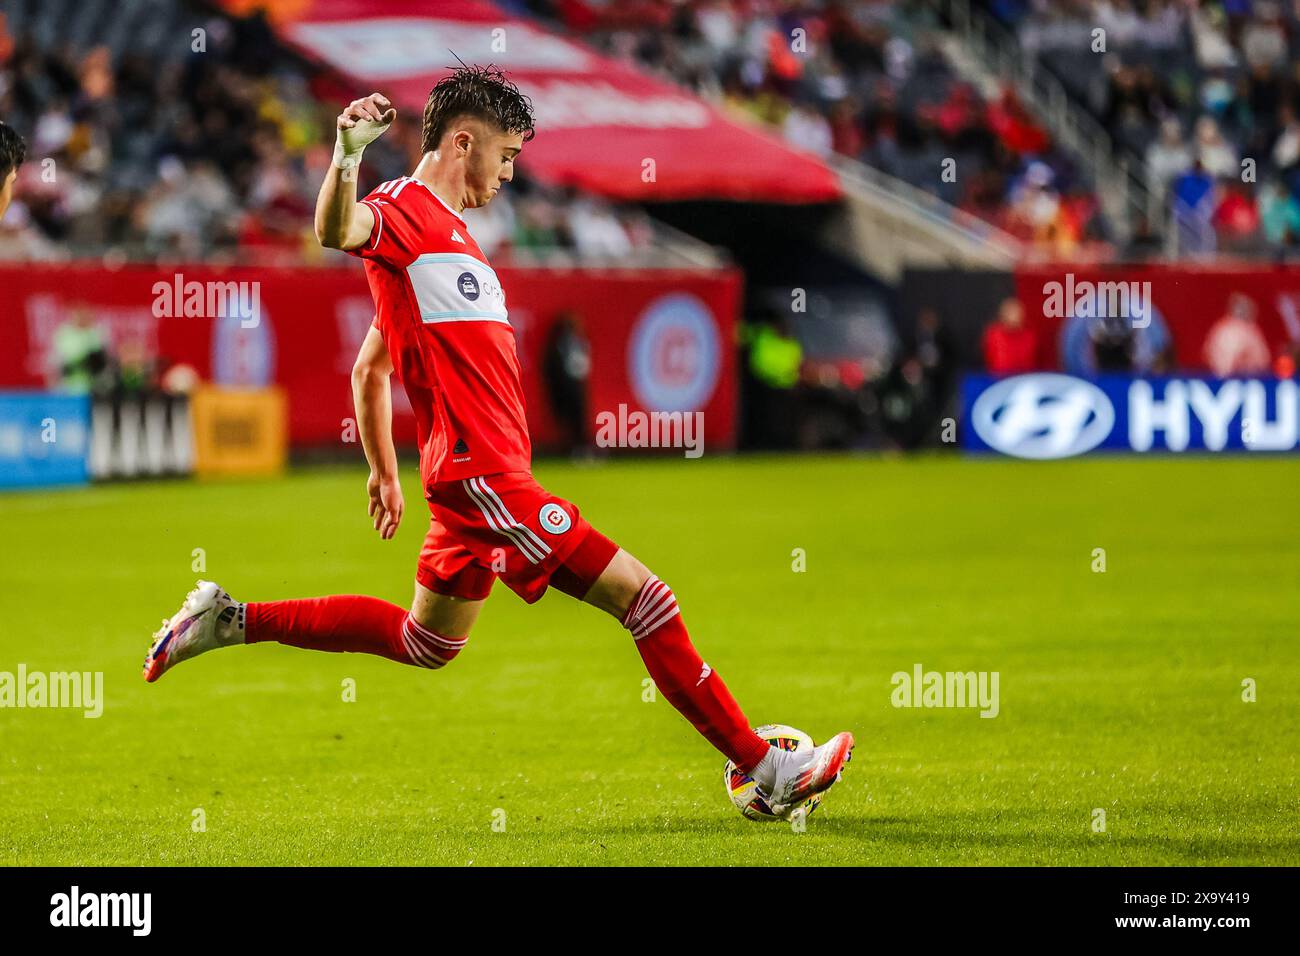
[971,374,1114,459]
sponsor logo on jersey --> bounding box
[538,502,572,535]
[970,373,1114,459]
[457,272,480,300]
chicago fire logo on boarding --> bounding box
[538,503,572,535]
[627,293,721,412]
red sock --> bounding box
[246,596,467,669]
[623,576,770,773]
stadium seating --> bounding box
[521,0,1111,254]
[978,0,1300,256]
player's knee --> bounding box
[620,573,680,640]
[400,613,469,670]
[608,558,653,620]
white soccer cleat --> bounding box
[142,580,243,683]
[765,731,855,807]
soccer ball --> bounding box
[724,723,823,822]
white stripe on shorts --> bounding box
[462,477,548,564]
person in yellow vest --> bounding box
[52,308,111,395]
[739,309,803,449]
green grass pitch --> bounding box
[1,454,1296,866]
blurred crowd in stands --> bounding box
[7,0,1300,266]
[521,0,1111,254]
[981,0,1300,257]
[0,4,655,264]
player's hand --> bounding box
[366,470,404,540]
[335,93,396,167]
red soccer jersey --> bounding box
[347,175,531,486]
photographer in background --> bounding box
[543,310,592,456]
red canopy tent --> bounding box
[233,0,842,204]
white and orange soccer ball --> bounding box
[724,724,824,822]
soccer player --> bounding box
[0,121,26,221]
[143,67,852,811]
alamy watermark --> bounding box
[152,273,261,328]
[50,886,150,936]
[594,403,704,458]
[891,663,999,718]
[1042,273,1151,329]
[0,664,103,718]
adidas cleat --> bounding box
[766,731,854,807]
[143,580,243,682]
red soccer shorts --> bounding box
[417,471,611,604]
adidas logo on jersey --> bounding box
[453,438,469,455]
[451,229,465,244]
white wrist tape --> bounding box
[333,114,393,170]
[333,141,363,170]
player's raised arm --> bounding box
[352,323,403,539]
[314,93,396,250]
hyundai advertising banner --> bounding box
[0,391,91,489]
[962,374,1299,458]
